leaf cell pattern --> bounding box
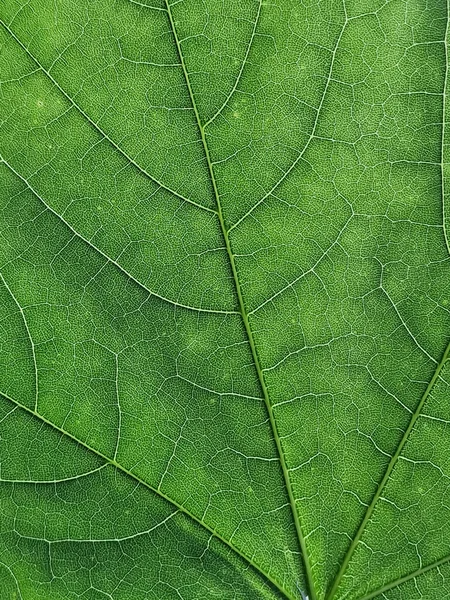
[1,1,450,599]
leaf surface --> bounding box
[1,1,450,599]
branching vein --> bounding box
[0,157,237,316]
[0,20,216,216]
[163,2,318,599]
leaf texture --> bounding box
[0,1,450,599]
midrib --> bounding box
[162,3,318,600]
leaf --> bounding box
[0,1,449,599]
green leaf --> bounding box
[0,1,449,599]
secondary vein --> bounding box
[328,8,450,595]
[163,3,317,599]
[0,271,38,411]
[358,553,450,600]
[0,157,237,316]
[327,338,450,600]
[441,0,450,256]
[0,20,217,216]
[203,0,262,129]
[0,390,296,600]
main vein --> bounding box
[327,338,450,600]
[163,3,317,600]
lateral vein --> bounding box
[357,553,450,600]
[227,4,349,234]
[327,338,450,600]
[0,157,238,316]
[0,271,39,410]
[0,390,296,600]
[203,0,262,129]
[0,20,217,216]
[441,0,450,256]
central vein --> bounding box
[163,3,317,600]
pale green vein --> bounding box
[0,20,216,216]
[227,2,349,234]
[128,0,168,12]
[203,0,262,129]
[171,374,264,401]
[442,0,450,256]
[163,3,317,599]
[0,405,17,425]
[0,157,238,316]
[248,210,353,316]
[378,283,438,364]
[0,464,107,485]
[0,562,23,600]
[358,553,450,600]
[327,338,450,600]
[0,271,38,410]
[18,510,179,544]
[0,390,296,600]
[114,353,121,461]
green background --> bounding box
[1,0,450,598]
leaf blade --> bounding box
[1,0,450,599]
